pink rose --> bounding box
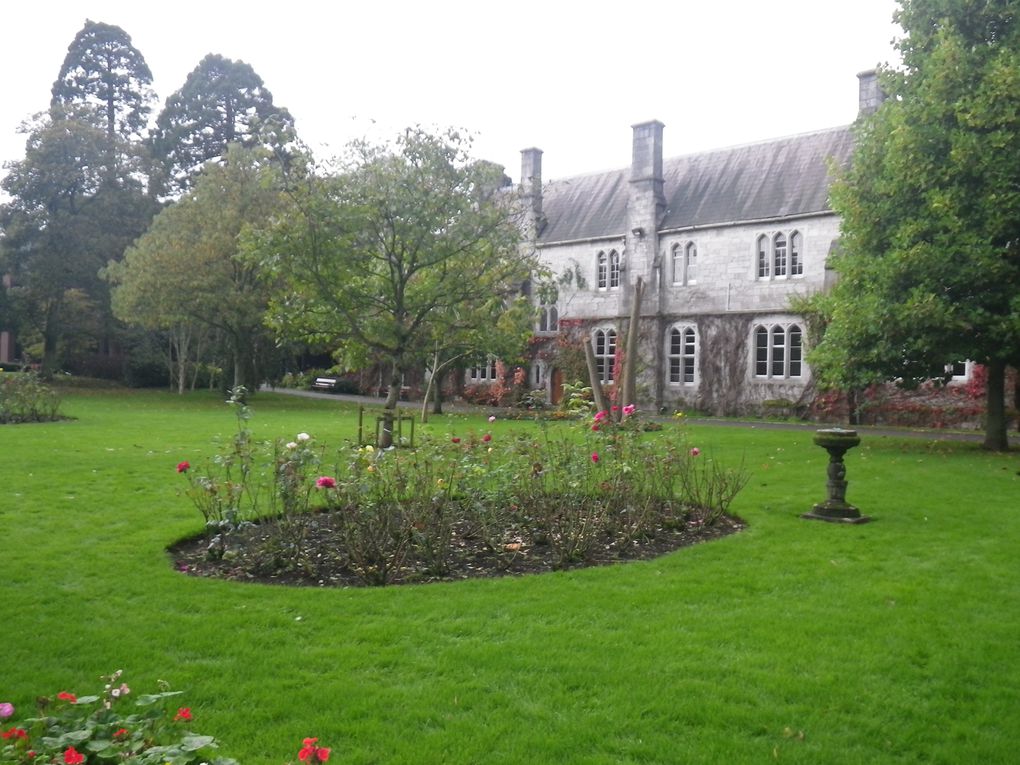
[623,404,636,415]
[591,452,600,463]
[0,703,12,720]
[176,461,190,473]
[690,447,701,457]
[315,476,337,489]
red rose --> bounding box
[482,434,492,443]
[451,437,460,443]
[176,461,190,473]
[173,707,191,722]
[64,747,84,765]
[57,692,77,703]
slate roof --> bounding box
[538,126,855,244]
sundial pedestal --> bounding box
[802,428,870,524]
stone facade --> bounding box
[513,76,882,416]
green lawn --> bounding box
[2,390,1018,764]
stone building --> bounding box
[510,72,883,416]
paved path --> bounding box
[262,385,1019,446]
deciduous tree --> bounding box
[807,0,1020,450]
[251,128,537,445]
[108,145,288,390]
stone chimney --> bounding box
[628,121,665,285]
[857,69,886,117]
[520,147,544,238]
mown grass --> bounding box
[2,389,1018,764]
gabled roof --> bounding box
[538,126,855,244]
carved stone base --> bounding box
[802,501,871,524]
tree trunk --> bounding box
[983,358,1009,451]
[583,338,609,414]
[620,276,644,416]
[431,369,445,415]
[380,361,402,448]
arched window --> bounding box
[773,233,788,277]
[685,242,697,284]
[608,250,621,289]
[790,231,803,276]
[754,325,769,376]
[757,235,770,279]
[538,305,558,333]
[672,245,683,285]
[789,324,802,376]
[668,326,697,384]
[771,325,786,377]
[597,251,608,290]
[753,323,804,379]
[594,329,617,383]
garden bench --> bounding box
[312,377,339,392]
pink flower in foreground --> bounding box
[591,452,600,463]
[594,410,608,422]
[176,461,190,473]
[623,404,636,416]
[0,703,12,719]
[611,405,619,412]
[690,447,701,457]
[315,476,337,489]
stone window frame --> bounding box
[597,251,608,289]
[537,286,559,334]
[592,327,617,384]
[608,249,621,289]
[756,230,805,281]
[752,321,804,379]
[666,324,698,386]
[671,241,697,286]
[467,357,498,383]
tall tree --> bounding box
[151,53,295,197]
[50,20,155,142]
[250,128,537,445]
[0,115,157,374]
[108,144,288,391]
[806,0,1020,451]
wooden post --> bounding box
[620,276,644,416]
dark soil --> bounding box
[168,511,745,588]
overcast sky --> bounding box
[2,0,902,187]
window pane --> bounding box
[672,247,682,284]
[790,232,802,275]
[669,357,680,383]
[597,252,607,288]
[609,251,620,288]
[789,325,802,377]
[755,327,769,376]
[686,243,697,283]
[683,357,695,383]
[670,328,682,355]
[771,326,785,377]
[757,237,769,278]
[774,233,787,277]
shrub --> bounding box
[0,372,63,424]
